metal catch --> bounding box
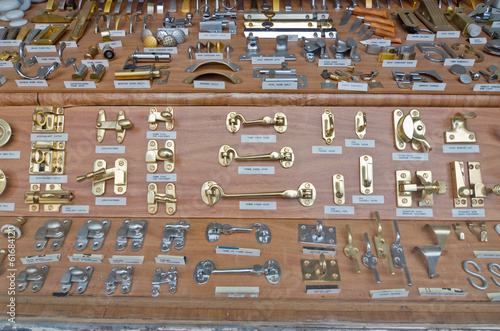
[105,266,134,295]
[151,266,178,297]
[161,220,190,252]
[34,219,72,251]
[115,219,148,251]
[75,219,111,251]
[60,266,93,294]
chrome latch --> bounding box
[396,170,447,207]
[468,221,487,242]
[34,219,72,251]
[391,220,412,286]
[451,161,500,208]
[148,106,174,130]
[322,109,334,144]
[77,158,128,195]
[146,140,175,173]
[105,266,134,295]
[29,141,66,175]
[362,233,380,284]
[218,145,294,168]
[359,155,373,195]
[115,219,148,251]
[373,211,395,276]
[161,220,190,252]
[226,111,287,133]
[301,253,340,282]
[445,112,477,144]
[194,259,281,285]
[355,111,367,139]
[60,266,93,294]
[17,265,49,293]
[152,266,178,297]
[95,109,133,144]
[75,219,111,251]
[32,106,64,133]
[147,183,177,215]
[393,108,432,151]
[413,224,450,278]
[332,174,345,205]
[206,222,271,245]
[298,219,336,246]
[24,184,75,212]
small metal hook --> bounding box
[142,14,155,30]
[463,260,488,290]
[129,14,142,34]
[488,263,500,287]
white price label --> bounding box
[62,205,90,214]
[16,80,48,87]
[241,135,276,143]
[195,53,224,60]
[324,206,355,215]
[60,41,78,48]
[396,208,433,217]
[108,255,144,264]
[370,289,409,299]
[302,247,336,255]
[64,81,97,89]
[216,246,261,257]
[146,174,177,182]
[95,197,127,206]
[238,166,275,175]
[0,203,15,211]
[144,47,177,54]
[345,139,375,148]
[392,153,429,161]
[488,293,500,302]
[147,131,177,139]
[469,38,487,45]
[68,254,104,263]
[110,30,126,37]
[442,145,480,153]
[352,195,384,204]
[361,39,391,46]
[81,60,109,67]
[31,133,68,141]
[0,40,22,47]
[0,61,14,68]
[338,82,368,92]
[155,255,186,265]
[452,209,485,217]
[252,57,285,65]
[473,251,500,259]
[26,45,56,53]
[306,285,340,294]
[114,80,151,88]
[0,151,20,159]
[29,175,67,184]
[312,146,342,154]
[199,32,231,39]
[35,57,60,63]
[318,59,351,67]
[262,81,298,90]
[239,201,277,210]
[193,80,226,89]
[382,60,417,67]
[436,31,460,38]
[95,146,126,154]
[418,288,468,297]
[473,84,500,92]
[412,83,447,91]
[406,34,435,41]
[443,58,475,66]
[21,254,60,264]
[98,40,123,49]
[215,287,259,297]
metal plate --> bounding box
[298,222,337,246]
[301,256,340,282]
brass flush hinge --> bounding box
[332,174,345,205]
[444,112,477,144]
[355,111,367,139]
[359,155,373,195]
[395,170,447,207]
[30,141,66,175]
[77,158,128,195]
[148,107,174,130]
[147,183,177,215]
[146,140,175,173]
[451,161,500,208]
[95,109,133,144]
[226,111,287,134]
[301,254,340,282]
[24,183,75,212]
[393,108,432,152]
[322,109,334,144]
[32,106,64,133]
[34,218,72,251]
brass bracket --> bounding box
[24,184,75,212]
[32,106,64,133]
[395,170,447,207]
[95,109,133,144]
[29,141,66,175]
[76,159,128,196]
[147,183,177,215]
[148,107,174,130]
[0,169,6,195]
[301,254,340,282]
[332,174,345,205]
[31,24,69,45]
[445,112,477,144]
[146,140,175,173]
[355,111,367,139]
[373,211,395,276]
[359,155,373,195]
[468,221,487,242]
[394,108,432,152]
[34,218,72,251]
[226,111,287,133]
[322,109,334,144]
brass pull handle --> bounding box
[226,111,287,133]
[218,145,294,168]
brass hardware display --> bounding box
[75,219,111,251]
[414,224,450,278]
[451,161,469,208]
[77,159,127,196]
[194,259,282,285]
[60,266,93,294]
[148,107,174,130]
[17,265,49,293]
[70,0,97,42]
[468,221,487,242]
[1,217,26,239]
[454,222,465,240]
[161,220,190,252]
[31,24,69,45]
[322,109,334,144]
[105,266,134,295]
[362,233,380,284]
[115,219,148,251]
[393,108,431,152]
[391,220,412,286]
[355,111,367,139]
[185,60,242,73]
[359,155,373,195]
[298,219,337,246]
[395,170,447,207]
[151,266,178,297]
[34,218,72,251]
[218,145,294,168]
[147,183,177,215]
[226,111,287,134]
[0,169,5,196]
[444,112,477,144]
[301,254,340,282]
[414,0,452,32]
[0,119,12,147]
[451,161,500,208]
[30,141,66,175]
[84,44,99,59]
[332,174,345,205]
[182,71,243,84]
[24,184,75,212]
[201,181,316,207]
[373,211,395,276]
[32,106,64,133]
[146,140,175,173]
[114,68,163,81]
[344,224,361,273]
[95,109,133,144]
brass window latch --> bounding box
[146,140,175,173]
[77,158,128,195]
[393,108,432,152]
[24,184,75,212]
[95,109,133,144]
[30,141,66,175]
[148,106,174,130]
[226,111,287,133]
[451,161,500,208]
[444,112,477,144]
[218,145,294,168]
[395,170,447,207]
[322,109,334,144]
[147,183,177,215]
[32,106,64,133]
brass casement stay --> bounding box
[75,219,111,251]
[301,253,340,282]
[218,145,294,168]
[148,107,174,130]
[226,111,287,133]
[151,266,178,297]
[343,224,361,273]
[451,161,469,208]
[95,109,133,144]
[34,218,72,251]
[194,259,282,285]
[76,158,128,196]
[115,219,148,251]
[355,111,367,139]
[444,112,477,144]
[30,141,66,175]
[32,106,64,133]
[373,211,395,276]
[161,220,190,252]
[393,108,432,152]
[468,221,487,242]
[332,174,345,205]
[298,219,337,246]
[395,170,447,207]
[0,169,6,195]
[359,155,373,195]
[24,183,75,212]
[17,265,50,293]
[146,140,175,173]
[105,266,134,295]
[147,183,177,215]
[60,266,93,294]
[322,109,334,144]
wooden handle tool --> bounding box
[352,7,390,18]
[363,16,396,27]
[373,28,396,38]
[369,22,397,33]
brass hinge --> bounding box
[76,158,127,195]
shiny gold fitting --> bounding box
[347,65,356,72]
[216,41,225,53]
[84,44,99,59]
[114,68,161,81]
[1,217,26,239]
[330,74,348,82]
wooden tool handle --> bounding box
[370,22,397,33]
[374,28,396,38]
[384,37,403,44]
[363,16,396,27]
[352,7,390,18]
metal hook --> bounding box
[19,42,37,67]
[14,62,60,80]
[129,14,142,34]
[463,260,488,290]
[375,211,382,238]
[488,263,500,287]
[58,42,76,67]
[467,221,487,242]
[106,13,117,29]
[142,14,155,30]
[95,14,107,33]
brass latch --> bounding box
[148,107,174,130]
[76,158,128,195]
[393,108,432,152]
[343,224,361,273]
[355,111,367,139]
[395,170,447,207]
[301,254,340,282]
[147,183,177,215]
[226,111,287,133]
[29,141,66,175]
[445,112,477,144]
[332,174,345,205]
[32,106,64,133]
[451,161,500,208]
[373,211,395,276]
[145,140,175,173]
[359,155,373,195]
[24,184,75,212]
[95,109,133,144]
[218,145,294,168]
[322,109,334,144]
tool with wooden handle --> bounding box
[363,15,396,27]
[369,22,397,33]
[373,28,396,38]
[353,6,389,18]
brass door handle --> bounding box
[218,145,294,168]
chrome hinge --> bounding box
[194,259,281,285]
[145,140,175,173]
[24,183,75,212]
[75,219,111,251]
[17,265,49,293]
[77,158,127,195]
[147,183,177,215]
[396,170,447,207]
[301,253,340,282]
[32,106,64,133]
[34,218,72,251]
[105,266,134,295]
[60,265,93,294]
[226,111,287,133]
[322,109,334,144]
[393,108,432,152]
[148,106,174,130]
[206,222,271,245]
[151,266,177,297]
[115,219,148,251]
[445,112,477,144]
[161,220,190,252]
[29,141,66,175]
[298,219,337,246]
[95,108,133,144]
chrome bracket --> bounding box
[60,266,93,294]
[17,265,49,293]
[239,33,265,60]
[146,140,175,173]
[75,219,111,251]
[34,219,72,251]
[95,109,133,144]
[194,259,281,285]
[301,253,340,282]
[467,221,487,242]
[147,183,177,215]
[32,106,64,133]
[161,220,190,252]
[362,233,380,284]
[105,266,134,294]
[391,219,412,286]
[148,106,174,130]
[445,112,477,144]
[29,141,66,175]
[206,222,271,245]
[270,35,296,60]
[115,219,148,251]
[298,219,337,246]
[151,266,178,297]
